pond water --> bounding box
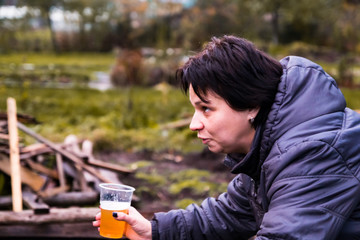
[88,72,113,91]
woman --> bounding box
[93,36,360,239]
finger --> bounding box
[112,211,128,222]
[95,212,101,220]
[92,220,100,227]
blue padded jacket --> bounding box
[151,56,360,240]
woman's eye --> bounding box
[202,106,210,112]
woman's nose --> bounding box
[189,113,203,131]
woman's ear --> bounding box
[248,107,260,119]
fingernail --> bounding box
[112,212,118,218]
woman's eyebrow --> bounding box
[194,99,211,106]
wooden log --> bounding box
[0,222,102,239]
[7,97,22,212]
[42,191,99,207]
[22,190,49,214]
[0,206,99,224]
[0,195,12,209]
[0,154,46,192]
[16,122,112,183]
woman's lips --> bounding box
[199,137,210,144]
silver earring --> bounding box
[249,117,255,124]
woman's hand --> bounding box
[93,206,152,240]
[92,212,101,232]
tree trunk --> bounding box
[271,9,279,45]
[45,10,59,53]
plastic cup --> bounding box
[99,183,135,239]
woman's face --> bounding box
[189,85,257,154]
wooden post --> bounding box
[7,97,22,212]
[55,153,66,188]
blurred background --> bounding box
[0,0,360,211]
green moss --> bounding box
[135,171,167,186]
[169,179,216,195]
[168,169,227,197]
[129,160,154,170]
[174,198,202,209]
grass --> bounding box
[0,52,115,66]
[0,52,116,88]
[342,88,360,110]
[0,85,201,153]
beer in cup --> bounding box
[99,183,135,239]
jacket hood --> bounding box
[261,56,346,157]
[227,56,346,175]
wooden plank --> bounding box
[56,152,66,187]
[87,158,134,174]
[7,97,22,212]
[21,143,48,152]
[25,158,59,179]
[17,122,112,183]
[76,163,90,192]
[20,143,53,159]
[22,190,49,214]
[0,133,9,140]
[0,154,46,192]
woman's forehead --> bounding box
[189,85,222,103]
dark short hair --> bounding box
[177,35,283,128]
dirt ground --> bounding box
[95,148,235,219]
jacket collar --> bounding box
[223,125,263,180]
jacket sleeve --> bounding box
[151,174,257,240]
[256,141,360,240]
